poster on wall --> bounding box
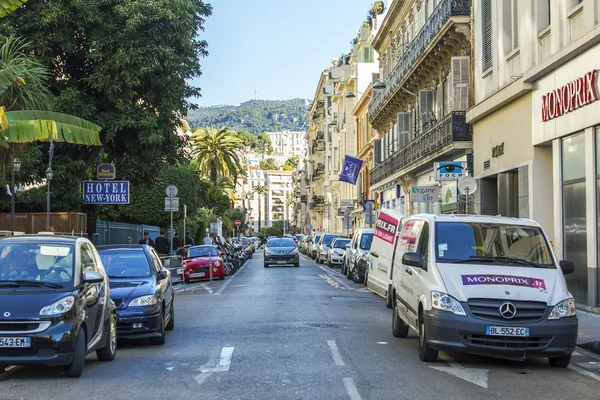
[441,182,457,205]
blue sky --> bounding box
[190,0,371,107]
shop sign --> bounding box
[434,162,465,181]
[541,70,598,122]
[96,164,116,180]
[491,142,504,158]
[409,186,440,203]
[83,181,130,204]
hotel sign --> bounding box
[541,70,598,122]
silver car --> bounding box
[328,238,351,268]
[310,232,323,259]
[342,228,374,283]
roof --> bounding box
[409,214,541,228]
[0,235,84,244]
[96,244,149,250]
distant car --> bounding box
[311,232,323,259]
[264,238,299,268]
[342,228,374,283]
[328,238,351,268]
[0,235,117,377]
[180,245,225,281]
[97,245,175,345]
[316,233,340,264]
[300,236,312,255]
[294,234,305,244]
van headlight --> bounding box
[128,295,158,307]
[431,291,466,316]
[40,296,75,316]
[548,298,576,320]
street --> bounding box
[1,251,599,400]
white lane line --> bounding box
[327,340,345,366]
[214,264,247,295]
[174,283,204,293]
[343,378,363,400]
[319,266,355,291]
[568,365,600,383]
[201,284,213,294]
[195,347,235,386]
[213,347,235,372]
[430,353,489,389]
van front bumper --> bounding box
[423,308,578,360]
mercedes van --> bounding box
[390,214,577,367]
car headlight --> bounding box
[40,296,75,316]
[128,295,158,307]
[431,291,466,316]
[264,248,273,255]
[548,298,576,320]
[290,248,298,255]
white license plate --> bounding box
[176,269,183,275]
[0,337,31,348]
[486,326,530,337]
[276,261,288,264]
[190,272,205,278]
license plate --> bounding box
[276,261,288,264]
[486,326,530,337]
[190,272,205,278]
[0,337,31,348]
[176,269,183,275]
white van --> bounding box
[365,209,404,308]
[390,214,578,367]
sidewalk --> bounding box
[578,310,600,354]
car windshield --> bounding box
[333,239,351,249]
[267,239,295,247]
[99,249,151,278]
[241,238,248,245]
[435,222,555,267]
[0,242,75,287]
[322,234,339,245]
[359,233,374,250]
[314,234,322,243]
[187,246,218,258]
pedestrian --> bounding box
[139,232,155,247]
[185,232,195,246]
[154,230,170,255]
[127,237,133,244]
[202,234,213,245]
[176,245,186,257]
[172,232,182,252]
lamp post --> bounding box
[10,158,21,232]
[46,167,53,232]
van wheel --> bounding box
[392,298,409,338]
[548,355,571,367]
[64,331,86,377]
[385,288,393,309]
[97,314,117,361]
[346,264,353,280]
[418,317,438,362]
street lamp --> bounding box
[10,158,21,232]
[46,167,53,231]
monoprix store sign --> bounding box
[96,164,116,180]
[541,70,597,122]
[83,181,130,204]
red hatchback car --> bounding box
[180,245,225,282]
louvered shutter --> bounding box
[374,139,381,164]
[397,112,411,149]
[452,57,470,111]
[436,82,444,118]
[482,0,493,71]
[419,90,435,130]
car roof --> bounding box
[333,237,350,241]
[0,235,84,244]
[409,213,541,227]
[356,228,375,234]
[96,244,149,251]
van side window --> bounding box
[418,222,430,265]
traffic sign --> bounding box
[165,185,178,198]
[165,197,179,212]
[235,219,241,227]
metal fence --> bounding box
[96,220,161,245]
[160,255,183,285]
[0,212,87,234]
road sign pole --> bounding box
[183,204,187,250]
[170,200,174,256]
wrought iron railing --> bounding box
[369,0,471,120]
[370,112,472,185]
[316,131,325,140]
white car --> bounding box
[310,232,323,259]
[328,238,351,268]
[316,233,340,264]
[390,214,577,367]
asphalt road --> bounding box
[1,250,600,400]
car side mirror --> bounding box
[402,252,424,269]
[345,244,351,249]
[158,270,168,281]
[559,260,575,275]
[83,270,104,284]
[219,251,225,257]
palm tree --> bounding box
[253,185,268,233]
[0,1,28,18]
[191,127,244,184]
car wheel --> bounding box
[364,270,369,288]
[346,264,353,280]
[264,263,268,268]
[97,313,117,361]
[165,301,175,331]
[386,287,393,309]
[149,310,166,346]
[418,316,438,362]
[294,262,299,268]
[548,355,571,367]
[327,259,332,268]
[64,331,86,378]
[392,298,409,338]
[219,275,225,280]
[352,267,364,284]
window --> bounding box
[362,46,373,63]
[482,0,493,71]
[80,244,97,274]
[537,0,551,33]
[418,222,429,265]
[503,0,519,55]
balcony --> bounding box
[370,112,472,185]
[369,0,471,125]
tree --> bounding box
[260,158,278,171]
[191,127,244,184]
[0,1,28,18]
[285,156,299,169]
[256,132,273,159]
[234,130,258,149]
[281,164,293,171]
[253,185,268,233]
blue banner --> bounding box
[339,155,364,185]
[84,181,130,204]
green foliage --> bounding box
[256,132,273,157]
[222,208,247,237]
[187,99,308,134]
[281,164,292,171]
[259,158,278,171]
[260,221,284,237]
[234,130,258,149]
[191,127,244,183]
[285,156,299,168]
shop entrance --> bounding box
[480,169,520,217]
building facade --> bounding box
[266,131,308,160]
[244,168,294,232]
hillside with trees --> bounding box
[187,99,308,134]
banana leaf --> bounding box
[0,0,28,18]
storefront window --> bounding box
[562,132,587,303]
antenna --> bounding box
[255,89,258,100]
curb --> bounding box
[577,304,600,314]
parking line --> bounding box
[214,263,247,295]
[319,266,354,291]
[213,347,235,372]
[568,365,600,383]
[343,378,363,400]
[327,340,345,366]
[201,284,214,294]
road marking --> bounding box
[569,365,600,383]
[430,354,488,389]
[0,366,23,382]
[213,347,235,372]
[327,340,345,366]
[175,283,204,293]
[166,367,174,371]
[201,284,213,294]
[319,266,360,291]
[343,378,363,400]
[214,264,247,295]
[195,347,235,386]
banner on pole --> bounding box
[339,156,364,185]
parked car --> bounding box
[300,236,312,255]
[97,244,175,345]
[310,232,323,259]
[342,228,374,283]
[180,245,226,281]
[328,238,351,268]
[316,233,340,264]
[264,238,299,268]
[0,235,117,377]
[390,214,577,367]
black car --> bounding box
[97,245,174,345]
[264,238,299,268]
[0,235,117,377]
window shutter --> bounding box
[372,72,380,84]
[436,82,444,118]
[451,57,470,111]
[374,139,381,164]
[397,112,411,149]
[482,0,492,71]
[419,90,435,130]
